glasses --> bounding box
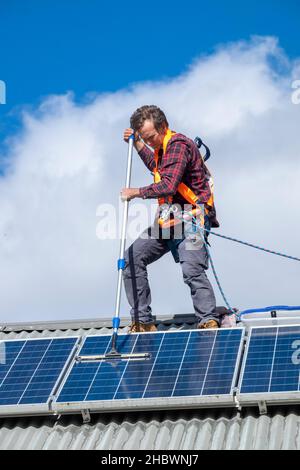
[140,131,159,146]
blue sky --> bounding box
[1,0,299,132]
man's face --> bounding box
[138,119,166,149]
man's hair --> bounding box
[130,105,169,132]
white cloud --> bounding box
[0,36,299,323]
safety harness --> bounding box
[153,129,215,230]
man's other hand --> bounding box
[123,128,136,143]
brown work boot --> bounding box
[198,320,219,329]
[128,322,157,333]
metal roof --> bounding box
[0,313,195,340]
[0,313,300,450]
[0,408,300,450]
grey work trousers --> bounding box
[123,225,218,326]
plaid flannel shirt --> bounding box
[139,133,213,207]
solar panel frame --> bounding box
[237,324,300,406]
[0,336,80,417]
[53,328,245,414]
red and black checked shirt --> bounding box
[138,133,218,226]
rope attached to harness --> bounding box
[180,210,300,318]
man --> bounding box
[121,105,219,333]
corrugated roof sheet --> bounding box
[1,409,300,450]
[2,311,297,339]
[0,314,196,340]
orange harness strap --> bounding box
[153,129,214,211]
[153,129,176,206]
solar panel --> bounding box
[54,329,244,412]
[0,337,79,411]
[239,325,300,400]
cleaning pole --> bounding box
[77,134,150,362]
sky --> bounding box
[0,1,300,323]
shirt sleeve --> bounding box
[139,140,188,199]
[138,145,155,172]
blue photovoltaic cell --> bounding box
[0,341,25,384]
[0,337,78,406]
[174,328,242,397]
[56,329,243,403]
[140,332,190,399]
[240,326,300,394]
